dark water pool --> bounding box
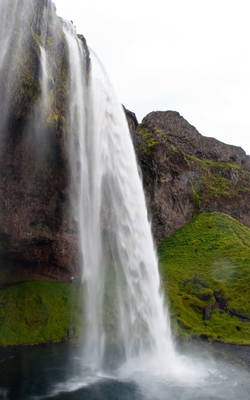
[0,342,249,400]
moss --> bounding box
[193,190,201,214]
[184,154,250,202]
[170,145,178,154]
[159,212,250,344]
[0,282,84,347]
[185,282,214,303]
[136,127,160,156]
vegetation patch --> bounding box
[159,212,250,344]
[0,282,83,346]
[184,154,250,201]
[136,127,159,156]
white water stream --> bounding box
[39,47,49,117]
[62,21,180,373]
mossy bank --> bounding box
[159,212,250,345]
[0,282,83,346]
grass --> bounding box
[158,212,250,344]
[0,282,84,346]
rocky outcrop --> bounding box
[123,106,138,148]
[141,111,250,169]
[125,110,250,242]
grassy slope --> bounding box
[0,282,83,346]
[159,212,250,345]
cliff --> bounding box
[125,109,250,242]
[0,1,91,287]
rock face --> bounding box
[126,110,250,242]
[0,0,88,284]
[123,106,138,148]
[141,111,250,169]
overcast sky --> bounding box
[54,0,250,155]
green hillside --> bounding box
[159,212,250,345]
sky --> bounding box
[54,0,250,155]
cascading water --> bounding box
[62,20,177,374]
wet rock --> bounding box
[0,0,83,284]
[203,305,212,321]
[214,291,228,311]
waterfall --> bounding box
[62,26,177,371]
[0,0,180,376]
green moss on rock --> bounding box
[159,212,250,344]
[184,154,250,201]
[136,127,160,156]
[0,282,83,346]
